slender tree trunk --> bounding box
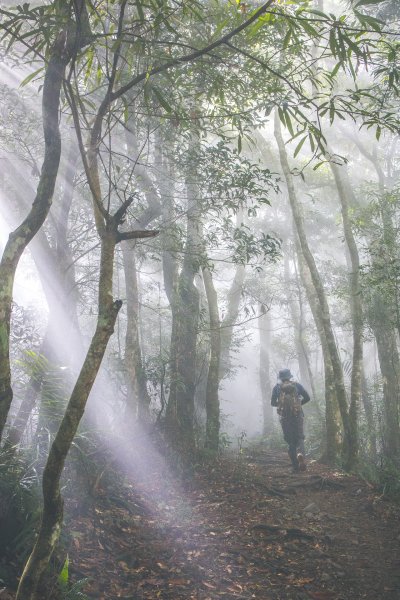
[284,250,311,388]
[329,160,362,470]
[274,112,351,465]
[16,231,121,600]
[347,137,400,462]
[293,254,318,402]
[5,143,82,447]
[202,267,221,451]
[361,370,377,461]
[122,243,151,422]
[370,303,400,461]
[258,306,274,436]
[0,36,70,442]
[295,235,340,462]
[219,262,246,379]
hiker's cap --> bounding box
[278,368,292,380]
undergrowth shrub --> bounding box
[0,449,41,584]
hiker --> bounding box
[271,368,310,472]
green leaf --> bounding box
[282,28,291,50]
[152,87,172,112]
[284,112,294,137]
[58,555,69,591]
[19,66,44,87]
[293,135,307,158]
[329,29,337,58]
[136,0,145,21]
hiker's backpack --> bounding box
[277,381,301,418]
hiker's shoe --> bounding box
[297,453,307,472]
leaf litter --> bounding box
[51,446,400,599]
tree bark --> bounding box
[122,243,151,422]
[202,267,221,451]
[258,306,274,436]
[4,143,82,447]
[274,114,346,462]
[166,176,201,453]
[329,160,362,469]
[346,137,400,462]
[16,230,121,600]
[0,34,70,442]
[295,234,340,462]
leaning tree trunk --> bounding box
[274,112,352,466]
[292,252,318,402]
[329,160,362,470]
[0,36,70,442]
[202,267,221,451]
[4,143,82,447]
[295,234,341,462]
[16,230,122,600]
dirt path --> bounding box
[65,443,400,600]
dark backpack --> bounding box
[277,381,301,418]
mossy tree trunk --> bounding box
[166,176,201,453]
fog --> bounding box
[0,0,398,482]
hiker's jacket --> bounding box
[271,382,311,407]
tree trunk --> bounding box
[0,37,70,442]
[219,263,246,379]
[329,160,362,470]
[274,112,351,465]
[258,306,274,436]
[284,250,312,389]
[166,174,201,453]
[202,267,221,451]
[295,235,340,462]
[370,301,400,462]
[16,231,121,600]
[361,370,377,461]
[4,143,82,447]
[122,243,151,422]
[347,137,400,463]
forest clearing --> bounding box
[0,0,400,598]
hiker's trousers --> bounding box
[280,413,305,456]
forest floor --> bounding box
[64,440,400,600]
[2,440,400,600]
